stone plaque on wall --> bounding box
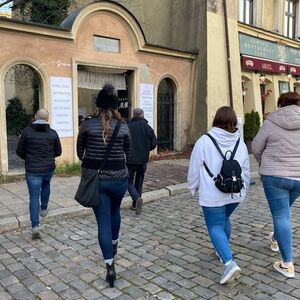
[93,35,120,53]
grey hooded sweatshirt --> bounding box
[252,105,300,177]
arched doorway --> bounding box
[157,78,175,151]
[4,64,41,173]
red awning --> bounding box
[288,64,300,75]
[241,55,289,74]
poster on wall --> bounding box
[50,76,73,137]
[140,83,154,128]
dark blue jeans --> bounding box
[127,164,147,203]
[202,203,239,264]
[262,175,300,262]
[93,178,128,260]
[25,171,54,228]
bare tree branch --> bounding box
[0,0,13,9]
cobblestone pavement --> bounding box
[0,160,189,221]
[1,182,300,300]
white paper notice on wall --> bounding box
[140,83,154,128]
[50,76,73,137]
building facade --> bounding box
[0,1,198,173]
[1,0,300,174]
[237,0,300,121]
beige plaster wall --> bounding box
[0,9,193,170]
[262,0,276,30]
[206,10,243,128]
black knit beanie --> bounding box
[96,83,118,109]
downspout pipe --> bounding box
[223,0,234,108]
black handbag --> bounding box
[75,121,121,207]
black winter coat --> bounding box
[77,117,131,178]
[127,117,157,164]
[16,123,62,173]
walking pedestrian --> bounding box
[188,106,250,284]
[76,83,131,288]
[16,109,62,240]
[252,92,300,278]
[127,107,157,214]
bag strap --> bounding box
[203,162,214,179]
[229,138,240,160]
[206,133,225,159]
[99,121,121,171]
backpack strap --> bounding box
[229,138,240,160]
[205,133,225,159]
[203,162,214,179]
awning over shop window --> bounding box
[241,55,287,74]
[78,70,126,90]
[241,55,300,76]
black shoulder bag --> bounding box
[75,121,121,207]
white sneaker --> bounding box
[135,197,143,215]
[40,208,48,217]
[273,261,294,278]
[269,232,279,252]
[32,227,41,240]
[220,260,241,285]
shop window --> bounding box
[239,0,254,25]
[279,81,290,94]
[284,0,297,39]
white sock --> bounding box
[282,261,293,267]
[112,239,118,245]
[105,258,113,265]
[225,260,232,266]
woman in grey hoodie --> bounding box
[252,92,300,279]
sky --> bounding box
[0,3,11,13]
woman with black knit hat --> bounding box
[77,83,131,287]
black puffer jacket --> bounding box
[16,123,62,173]
[127,117,157,164]
[77,117,131,179]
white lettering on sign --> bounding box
[262,63,272,70]
[50,77,73,137]
[94,36,120,53]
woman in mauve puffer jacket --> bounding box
[252,92,300,279]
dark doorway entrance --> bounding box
[157,78,175,151]
[4,64,40,173]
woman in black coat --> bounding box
[77,83,131,287]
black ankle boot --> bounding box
[106,262,116,288]
[112,242,118,257]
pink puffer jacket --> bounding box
[252,105,300,177]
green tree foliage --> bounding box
[244,110,260,142]
[0,0,71,26]
[29,0,71,26]
[6,97,30,135]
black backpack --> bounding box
[203,133,244,196]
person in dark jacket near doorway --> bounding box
[16,109,62,240]
[127,107,157,214]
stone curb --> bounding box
[0,184,188,234]
[0,170,259,234]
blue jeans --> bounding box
[127,164,147,204]
[202,203,239,264]
[26,171,54,228]
[93,178,128,260]
[262,175,300,262]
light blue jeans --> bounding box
[262,175,300,262]
[26,171,54,228]
[202,203,239,264]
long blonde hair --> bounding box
[94,108,121,144]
